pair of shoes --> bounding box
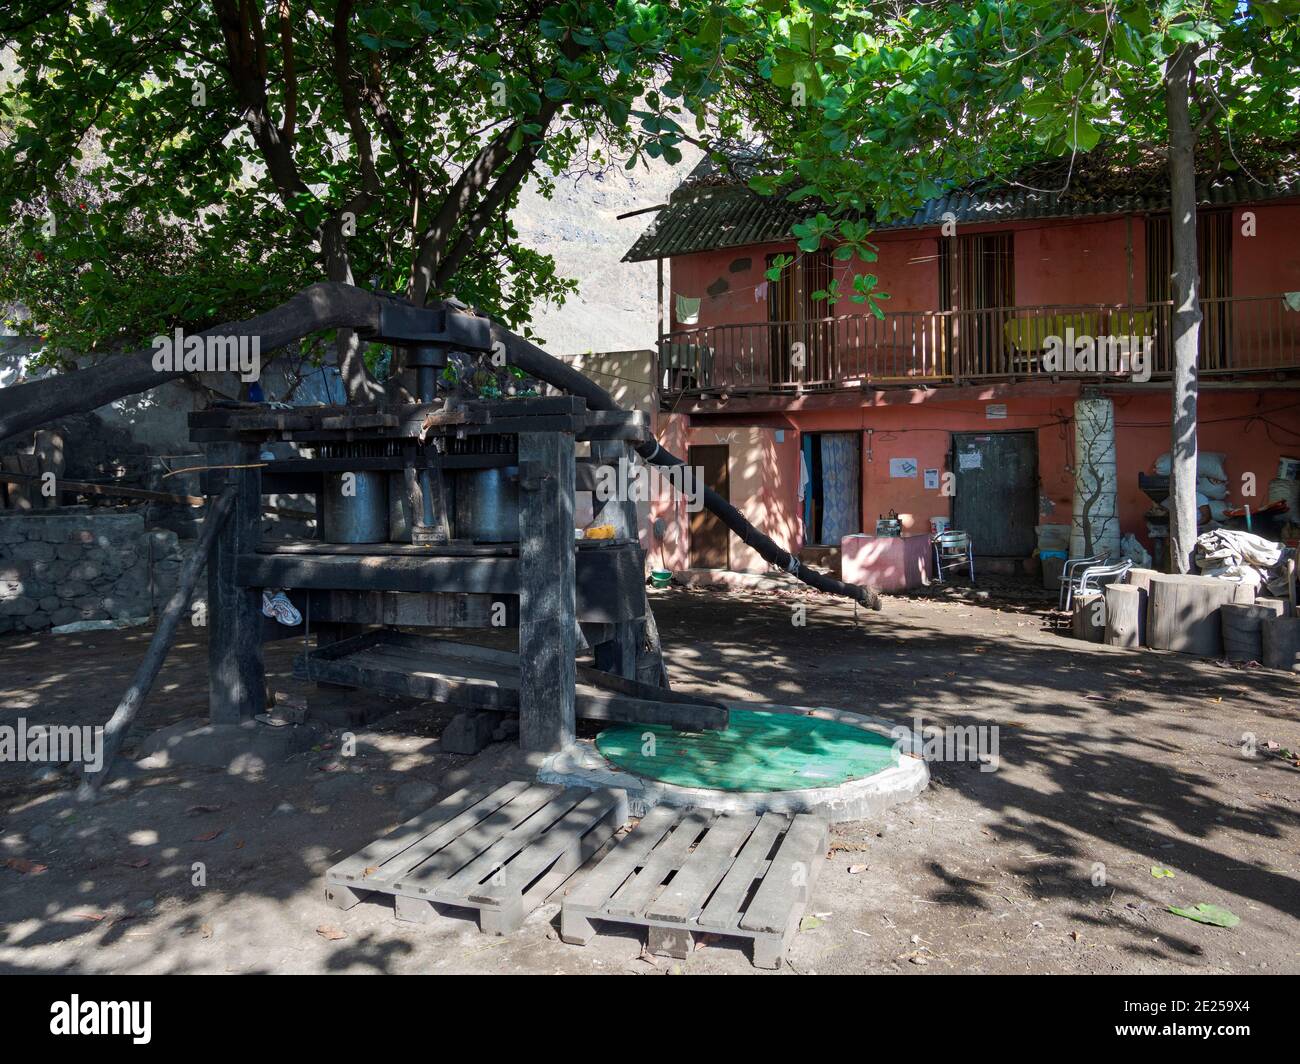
[261,589,303,626]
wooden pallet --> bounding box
[325,780,628,935]
[560,807,829,969]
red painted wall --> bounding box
[657,199,1300,573]
[656,387,1300,568]
[667,201,1300,329]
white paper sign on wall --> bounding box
[890,458,918,478]
[986,403,1007,419]
[924,468,940,490]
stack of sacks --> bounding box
[1155,451,1232,523]
[1195,528,1289,594]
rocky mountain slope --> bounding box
[511,149,699,357]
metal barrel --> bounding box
[322,471,389,543]
[453,467,519,542]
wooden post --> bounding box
[517,431,576,752]
[207,441,266,724]
[591,439,642,682]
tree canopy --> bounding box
[0,1,748,392]
[2,1,1297,393]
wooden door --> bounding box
[951,430,1038,557]
[688,444,730,570]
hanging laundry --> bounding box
[674,294,701,324]
[754,280,769,302]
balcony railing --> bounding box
[658,294,1300,395]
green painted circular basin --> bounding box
[595,709,899,793]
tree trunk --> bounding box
[322,221,384,404]
[0,283,382,445]
[1164,44,1202,574]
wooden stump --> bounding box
[1257,596,1290,618]
[1262,615,1300,672]
[1146,573,1237,657]
[1126,567,1159,594]
[1104,584,1145,648]
[1072,592,1106,643]
[1221,601,1285,663]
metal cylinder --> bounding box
[322,471,389,543]
[453,467,519,542]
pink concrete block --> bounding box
[841,533,932,593]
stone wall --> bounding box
[0,510,193,634]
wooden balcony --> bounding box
[657,294,1300,397]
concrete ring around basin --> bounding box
[538,703,929,824]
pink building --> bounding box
[625,150,1300,583]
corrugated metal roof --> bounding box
[623,150,1300,262]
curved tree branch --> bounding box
[0,282,382,444]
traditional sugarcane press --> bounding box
[190,303,725,754]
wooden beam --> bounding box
[517,430,576,752]
[207,442,266,724]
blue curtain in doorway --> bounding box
[819,433,861,544]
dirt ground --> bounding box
[1,583,1297,975]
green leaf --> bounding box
[1167,903,1239,928]
[1151,866,1175,878]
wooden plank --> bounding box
[697,812,790,931]
[395,784,563,894]
[261,540,516,557]
[645,814,760,924]
[563,805,683,913]
[236,552,517,593]
[327,780,515,885]
[303,589,517,629]
[0,470,204,507]
[235,543,643,623]
[517,430,576,753]
[473,789,627,904]
[435,787,593,902]
[606,809,715,918]
[576,659,723,710]
[739,814,829,935]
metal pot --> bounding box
[322,471,389,543]
[453,467,519,543]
